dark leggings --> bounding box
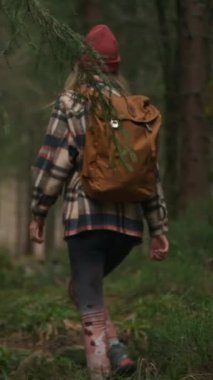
[67,230,139,314]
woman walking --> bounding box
[30,24,169,380]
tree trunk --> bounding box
[155,0,181,214]
[24,169,33,255]
[86,0,100,25]
[18,113,38,256]
[78,0,100,32]
[16,178,27,255]
[45,208,56,260]
[179,0,210,206]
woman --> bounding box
[30,24,169,380]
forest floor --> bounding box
[0,205,212,380]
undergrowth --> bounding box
[0,202,212,379]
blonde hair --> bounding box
[64,63,129,95]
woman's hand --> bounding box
[150,234,169,261]
[29,218,45,244]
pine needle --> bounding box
[0,0,134,171]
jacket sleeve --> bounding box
[141,169,168,236]
[31,96,78,218]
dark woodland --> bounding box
[0,1,212,379]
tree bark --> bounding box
[24,167,34,255]
[155,0,181,214]
[179,0,210,206]
[78,0,100,32]
[16,178,26,255]
[45,208,56,260]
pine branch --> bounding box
[0,0,132,171]
[0,0,120,97]
[1,0,87,63]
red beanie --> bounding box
[82,24,120,73]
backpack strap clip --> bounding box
[110,120,120,129]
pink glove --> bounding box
[150,234,169,261]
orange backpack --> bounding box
[80,87,161,202]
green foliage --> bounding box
[1,0,83,66]
[0,288,79,335]
[0,205,212,379]
[0,252,69,289]
[0,0,118,88]
[0,348,89,380]
[116,294,212,378]
[0,250,26,288]
[13,354,88,380]
[0,347,27,379]
[0,258,78,334]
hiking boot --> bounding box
[108,342,136,377]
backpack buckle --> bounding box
[110,120,119,129]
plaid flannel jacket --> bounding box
[31,86,168,239]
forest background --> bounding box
[0,1,212,379]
